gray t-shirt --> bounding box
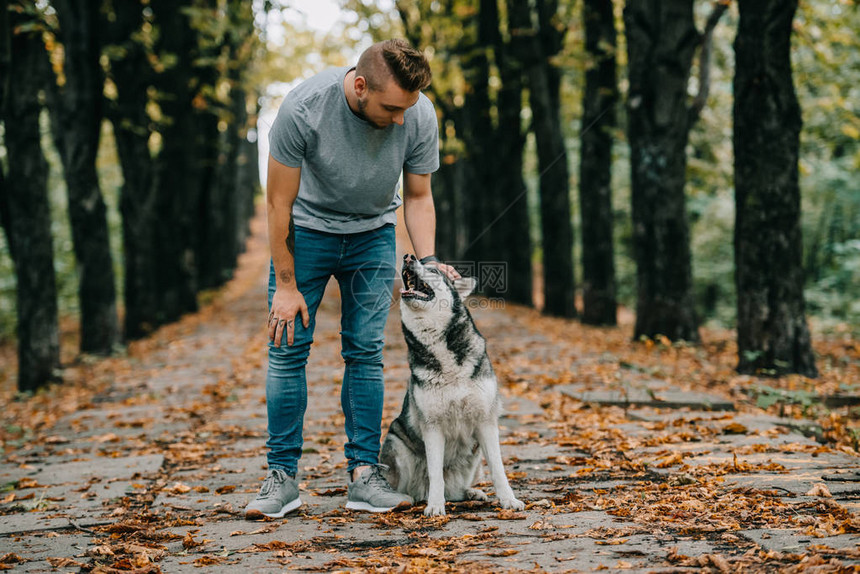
[269,66,440,234]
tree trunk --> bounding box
[624,0,699,341]
[733,0,817,377]
[396,0,532,305]
[0,0,12,261]
[49,0,119,355]
[235,93,261,252]
[459,8,496,270]
[396,2,467,264]
[579,0,618,326]
[0,157,9,263]
[223,86,245,266]
[198,2,257,289]
[102,0,159,339]
[195,78,226,291]
[491,0,532,306]
[432,156,467,262]
[433,103,469,262]
[150,0,201,321]
[4,8,61,391]
[529,0,576,318]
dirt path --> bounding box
[1,208,858,573]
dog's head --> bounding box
[399,254,477,321]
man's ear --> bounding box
[354,75,367,97]
[454,277,477,298]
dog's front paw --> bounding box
[465,488,488,501]
[424,500,446,516]
[498,497,524,511]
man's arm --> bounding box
[267,155,309,347]
[402,171,460,279]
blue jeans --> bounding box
[266,224,396,476]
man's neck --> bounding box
[343,68,360,116]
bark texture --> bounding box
[624,0,700,341]
[235,98,261,252]
[0,0,11,261]
[149,0,202,322]
[529,0,576,318]
[50,0,119,354]
[102,0,159,339]
[459,3,497,269]
[733,0,817,377]
[493,0,533,306]
[579,0,618,326]
[4,7,62,391]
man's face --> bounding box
[356,78,420,130]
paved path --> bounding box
[1,214,858,572]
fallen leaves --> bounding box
[168,482,191,494]
[667,544,860,573]
[182,532,205,550]
[14,477,42,489]
[805,483,833,498]
[86,546,116,557]
[528,519,555,530]
[495,509,527,520]
[654,452,687,468]
[722,422,749,434]
[485,548,518,557]
[666,473,697,486]
[313,487,347,496]
[0,209,858,574]
[228,523,281,537]
[192,555,230,567]
[594,538,628,546]
[0,554,24,570]
[47,557,85,568]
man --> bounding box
[245,39,460,519]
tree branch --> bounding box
[689,1,729,127]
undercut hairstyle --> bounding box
[356,39,432,93]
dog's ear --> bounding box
[453,277,477,298]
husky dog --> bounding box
[380,254,524,516]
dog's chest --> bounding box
[411,376,497,428]
[403,315,499,426]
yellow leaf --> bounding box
[496,509,527,520]
[595,538,628,545]
[841,124,860,139]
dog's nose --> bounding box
[404,254,416,262]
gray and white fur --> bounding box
[380,254,524,516]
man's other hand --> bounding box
[427,261,461,281]
[268,287,310,347]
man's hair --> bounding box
[356,39,432,93]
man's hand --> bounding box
[426,261,461,281]
[268,287,310,347]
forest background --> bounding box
[0,0,858,389]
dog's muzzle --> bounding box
[400,255,434,301]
